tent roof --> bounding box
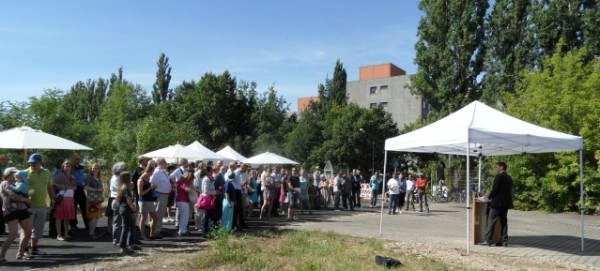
[385,101,583,156]
[186,141,226,161]
[216,145,247,162]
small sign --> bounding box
[392,158,399,168]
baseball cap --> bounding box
[28,153,42,164]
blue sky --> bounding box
[0,1,422,111]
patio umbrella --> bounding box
[216,145,247,161]
[142,144,207,161]
[0,125,92,150]
[242,152,299,165]
[186,141,227,161]
[0,125,92,165]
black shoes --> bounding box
[495,242,508,247]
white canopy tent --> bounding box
[187,141,227,162]
[383,101,584,255]
[242,152,299,165]
[217,145,247,162]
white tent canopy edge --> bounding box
[382,101,584,255]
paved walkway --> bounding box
[282,200,600,270]
[1,200,598,270]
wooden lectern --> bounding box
[472,199,501,244]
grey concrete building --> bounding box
[346,63,427,128]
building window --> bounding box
[369,86,377,95]
[380,85,388,91]
[380,102,388,108]
[369,103,377,108]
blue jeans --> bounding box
[388,194,399,214]
[118,206,133,248]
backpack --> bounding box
[375,255,402,268]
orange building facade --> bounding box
[359,63,406,80]
[297,96,319,112]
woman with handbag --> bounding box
[198,166,216,238]
[53,161,77,241]
[84,163,104,239]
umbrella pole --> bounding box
[23,149,27,168]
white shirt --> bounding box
[260,171,269,185]
[150,168,172,194]
[169,166,186,181]
[313,171,320,187]
[238,170,249,188]
[405,179,415,191]
[333,177,340,193]
[109,174,120,198]
[387,178,400,194]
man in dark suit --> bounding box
[480,161,514,247]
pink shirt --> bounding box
[176,180,190,202]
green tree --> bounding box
[411,0,489,118]
[96,70,151,163]
[251,85,288,154]
[505,47,600,212]
[482,0,534,104]
[152,53,173,104]
[317,59,348,113]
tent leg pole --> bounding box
[580,149,585,252]
[466,144,471,255]
[379,151,388,236]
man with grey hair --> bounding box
[108,162,127,245]
[150,158,171,235]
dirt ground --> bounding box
[44,237,594,271]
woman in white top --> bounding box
[200,166,216,238]
[259,167,274,220]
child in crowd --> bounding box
[13,171,31,211]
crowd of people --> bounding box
[0,152,440,264]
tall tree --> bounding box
[411,0,489,118]
[317,59,348,112]
[96,70,151,163]
[152,53,172,104]
[505,47,600,212]
[529,0,598,62]
[250,85,287,154]
[482,0,534,104]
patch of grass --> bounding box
[191,229,468,271]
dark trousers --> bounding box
[213,194,223,224]
[271,190,280,216]
[118,207,133,249]
[342,192,353,210]
[485,207,509,244]
[71,186,88,229]
[232,190,246,229]
[388,194,399,214]
[0,207,5,234]
[351,189,361,207]
[201,208,215,238]
[417,190,429,211]
[333,191,341,209]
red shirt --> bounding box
[415,178,427,191]
[176,180,190,202]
